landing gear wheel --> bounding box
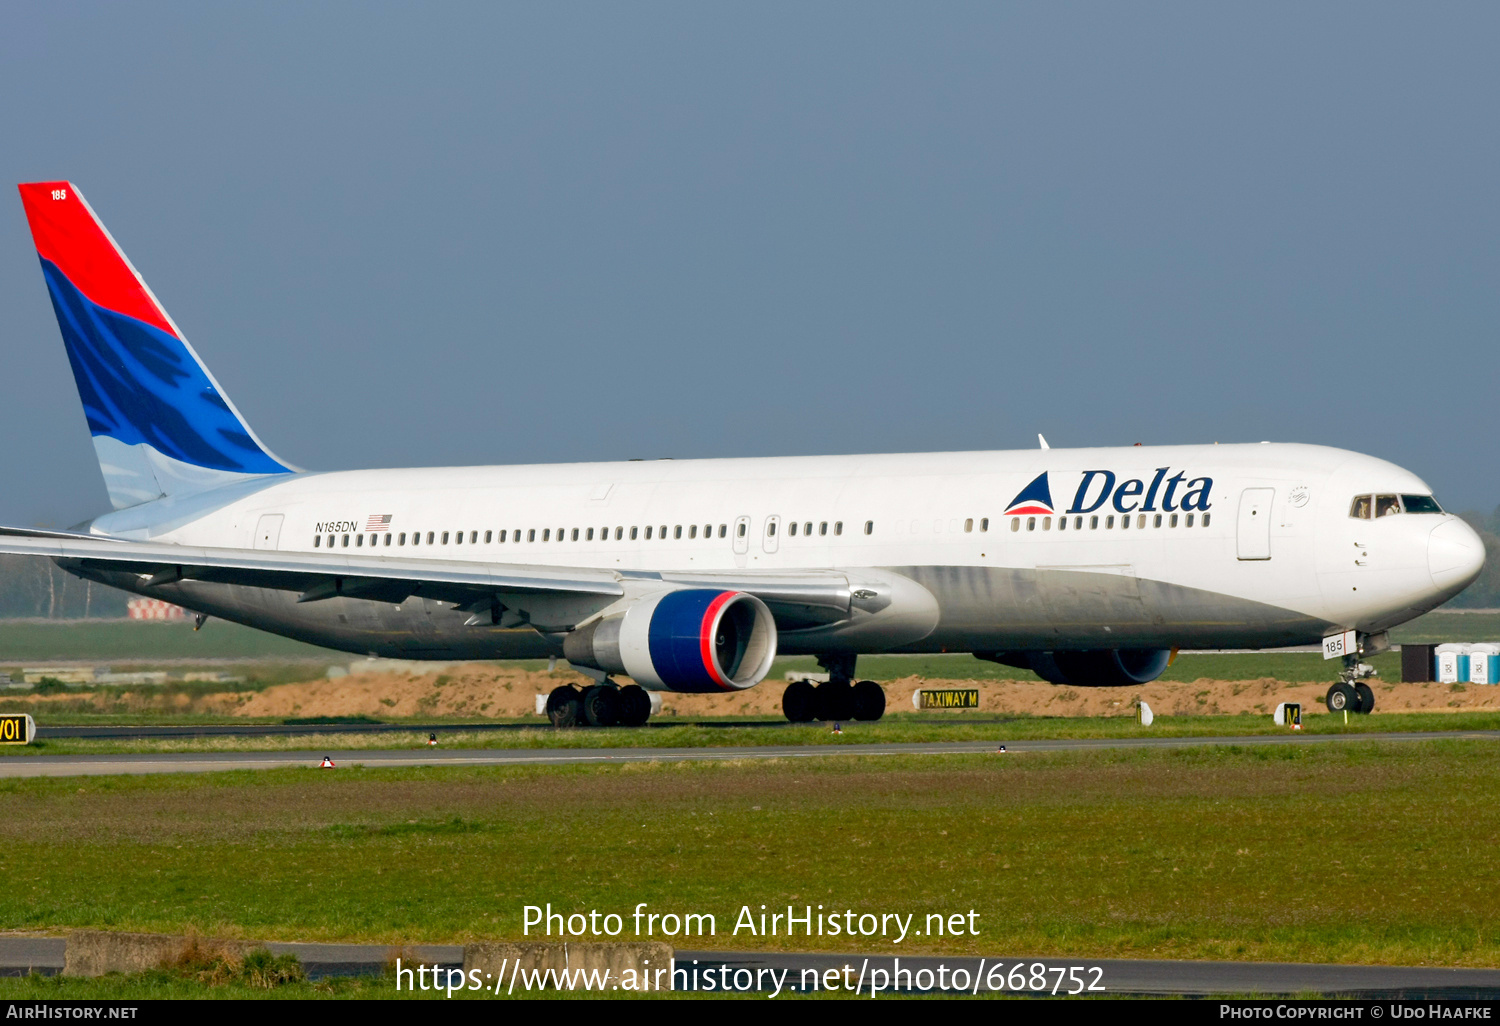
[617,685,652,727]
[782,680,816,722]
[581,684,620,727]
[545,685,582,727]
[814,680,854,721]
[851,680,886,721]
[1354,682,1375,715]
[1326,682,1357,714]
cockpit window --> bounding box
[1401,494,1443,514]
[1349,496,1371,520]
[1375,495,1401,517]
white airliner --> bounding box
[3,181,1484,725]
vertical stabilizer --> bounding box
[17,181,294,509]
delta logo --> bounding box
[1004,469,1214,516]
[1003,473,1055,516]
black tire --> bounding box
[545,685,582,728]
[1354,682,1375,715]
[617,685,652,727]
[814,680,854,721]
[782,680,816,722]
[581,684,620,727]
[851,680,886,721]
[1326,682,1357,714]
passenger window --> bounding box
[703,524,712,537]
[616,527,624,540]
[980,518,989,532]
[865,521,874,535]
[440,532,449,544]
[819,522,827,536]
[805,522,813,535]
[672,525,680,539]
[526,530,534,542]
[586,528,595,541]
[384,534,392,546]
[1186,514,1194,527]
[471,531,478,544]
[1106,516,1115,529]
[1350,496,1372,520]
[645,526,653,540]
[1137,514,1146,529]
[631,527,639,540]
[411,533,420,547]
[1169,514,1177,528]
[498,530,505,543]
[1153,514,1162,528]
[570,528,578,541]
[789,522,797,537]
[342,534,350,547]
[767,522,776,537]
[964,518,973,533]
[484,531,492,543]
[1058,516,1066,531]
[834,522,843,535]
[659,525,666,538]
[313,535,321,548]
[1042,517,1051,531]
[1011,518,1021,533]
[1073,516,1082,530]
[1401,495,1443,513]
[1202,513,1212,527]
[1376,495,1400,518]
[356,535,363,547]
[1027,517,1036,532]
[1121,516,1130,530]
[454,531,462,545]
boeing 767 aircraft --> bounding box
[1,181,1484,725]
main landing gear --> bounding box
[782,654,887,723]
[545,682,652,728]
[1325,654,1376,715]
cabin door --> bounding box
[1236,489,1273,560]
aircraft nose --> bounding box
[1429,519,1486,591]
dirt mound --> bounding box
[16,666,1493,720]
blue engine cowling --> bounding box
[563,589,778,693]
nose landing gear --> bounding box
[1326,653,1377,715]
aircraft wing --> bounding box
[0,528,853,631]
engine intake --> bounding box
[564,589,777,693]
[979,649,1172,687]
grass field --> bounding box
[2,741,1498,969]
[5,710,1499,757]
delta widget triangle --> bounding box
[1005,472,1054,515]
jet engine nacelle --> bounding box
[980,649,1172,687]
[563,589,778,692]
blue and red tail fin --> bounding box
[18,181,293,509]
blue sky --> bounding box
[1,3,1496,525]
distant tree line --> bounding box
[0,554,128,619]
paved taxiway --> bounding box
[3,937,1497,995]
[3,729,1495,778]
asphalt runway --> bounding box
[3,729,1495,778]
[3,937,1497,996]
[34,718,1016,739]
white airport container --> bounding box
[1469,644,1500,685]
[1435,643,1469,684]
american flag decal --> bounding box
[366,514,393,532]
